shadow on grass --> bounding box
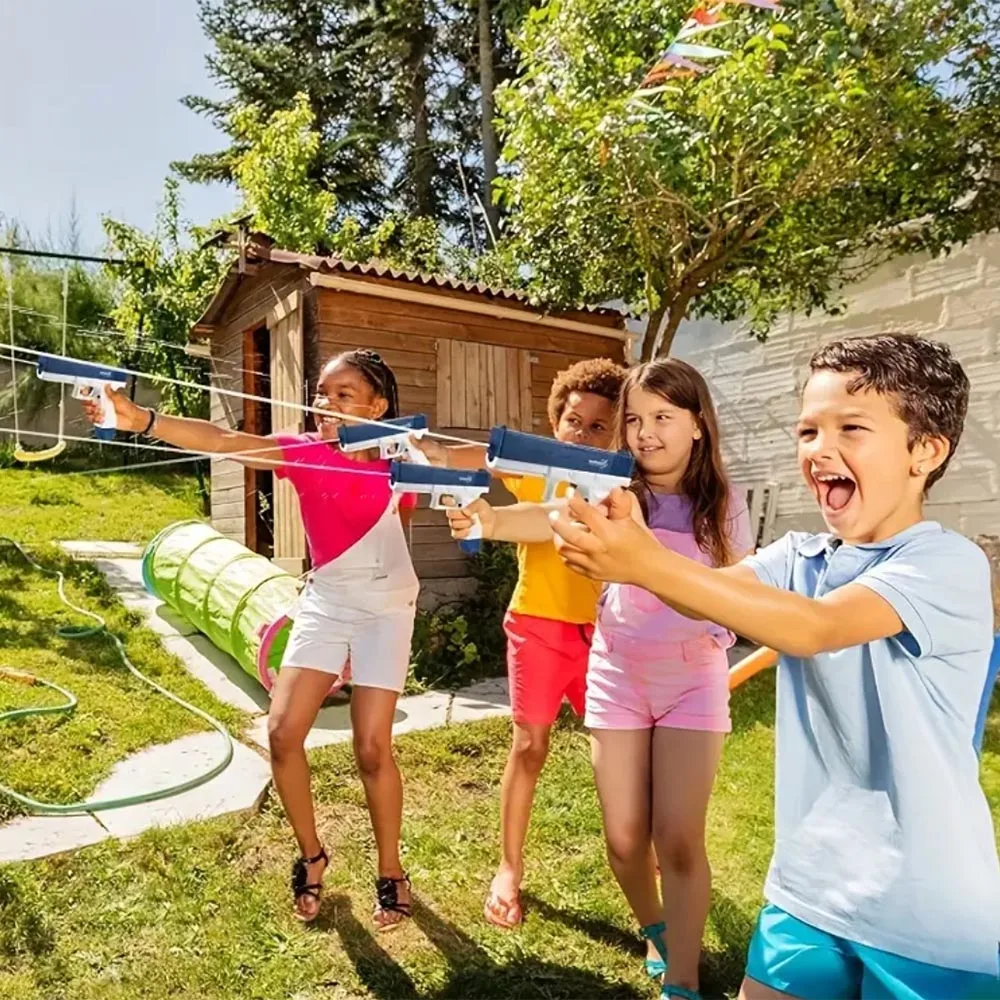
[519,892,639,954]
[700,890,757,999]
[324,893,644,999]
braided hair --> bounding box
[337,349,401,419]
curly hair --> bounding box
[547,357,627,429]
[809,333,969,490]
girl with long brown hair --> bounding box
[584,358,753,999]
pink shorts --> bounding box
[584,628,731,732]
[504,611,594,726]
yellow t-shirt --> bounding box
[503,476,603,625]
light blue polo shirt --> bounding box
[745,521,1000,975]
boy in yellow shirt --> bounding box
[418,358,626,927]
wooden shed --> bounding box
[189,235,630,604]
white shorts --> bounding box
[282,572,418,693]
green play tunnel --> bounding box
[141,520,299,693]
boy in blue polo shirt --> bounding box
[550,333,1000,1000]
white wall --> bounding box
[670,233,1000,539]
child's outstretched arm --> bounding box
[81,385,285,470]
[550,490,903,658]
[409,437,488,471]
[446,498,563,545]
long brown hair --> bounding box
[616,358,734,567]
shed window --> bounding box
[435,340,533,431]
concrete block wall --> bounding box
[671,233,1000,539]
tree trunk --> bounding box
[640,302,669,362]
[407,3,434,218]
[478,0,501,242]
[655,306,687,358]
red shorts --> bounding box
[503,611,594,726]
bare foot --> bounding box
[484,861,523,929]
[373,872,411,932]
[293,851,329,922]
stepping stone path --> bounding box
[0,541,512,864]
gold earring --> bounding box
[917,464,925,474]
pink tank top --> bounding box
[273,434,416,571]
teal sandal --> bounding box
[661,987,701,999]
[640,921,668,979]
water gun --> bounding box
[486,426,635,503]
[389,462,491,555]
[35,356,129,441]
[336,414,429,463]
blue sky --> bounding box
[0,0,237,255]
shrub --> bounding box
[408,541,517,691]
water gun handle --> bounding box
[95,384,118,441]
[458,513,482,555]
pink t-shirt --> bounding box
[598,490,753,645]
[273,434,416,570]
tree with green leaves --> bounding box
[178,0,542,248]
[174,0,389,220]
[1,220,116,420]
[102,178,228,496]
[231,94,338,252]
[496,0,1000,358]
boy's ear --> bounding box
[911,435,950,478]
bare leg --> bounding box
[651,726,725,992]
[350,685,409,930]
[486,721,552,928]
[590,729,664,965]
[268,666,342,920]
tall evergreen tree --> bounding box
[174,0,390,223]
[177,0,538,246]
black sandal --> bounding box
[374,872,412,931]
[291,847,328,922]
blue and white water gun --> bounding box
[389,462,491,554]
[486,426,635,503]
[336,414,430,463]
[36,356,130,441]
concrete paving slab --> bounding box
[0,813,109,863]
[449,677,511,723]
[160,633,270,715]
[93,558,199,639]
[92,558,268,715]
[60,541,145,560]
[91,732,271,839]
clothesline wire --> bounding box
[2,346,483,448]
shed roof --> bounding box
[192,232,627,336]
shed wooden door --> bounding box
[269,292,308,575]
[436,340,533,430]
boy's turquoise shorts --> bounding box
[746,904,1000,999]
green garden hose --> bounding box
[0,537,235,816]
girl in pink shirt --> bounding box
[83,350,418,930]
[586,359,752,999]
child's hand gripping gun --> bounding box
[485,426,635,503]
[36,356,129,441]
[389,462,491,554]
[336,414,430,463]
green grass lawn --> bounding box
[0,466,206,544]
[0,467,245,822]
[1,684,996,1000]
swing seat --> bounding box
[14,441,67,463]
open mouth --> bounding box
[814,471,857,514]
